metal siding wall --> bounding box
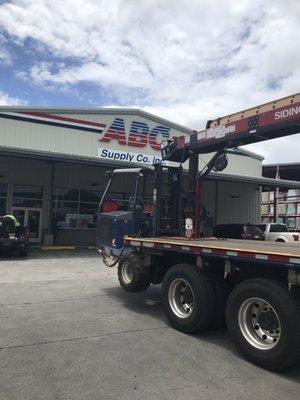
[216,182,260,224]
[53,162,133,194]
[53,163,106,191]
[0,113,187,160]
[198,152,262,177]
[202,181,216,223]
[0,117,98,157]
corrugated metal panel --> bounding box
[202,181,216,220]
[198,152,262,177]
[54,163,106,190]
[216,182,260,224]
[0,155,51,185]
[0,112,186,160]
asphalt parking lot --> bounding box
[0,250,299,400]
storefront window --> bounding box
[80,190,102,203]
[12,185,43,208]
[53,188,101,229]
[0,183,8,215]
[78,203,98,228]
[53,187,135,229]
[54,188,79,201]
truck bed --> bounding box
[124,236,300,267]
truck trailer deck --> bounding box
[125,236,300,266]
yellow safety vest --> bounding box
[3,215,20,227]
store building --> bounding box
[0,106,298,245]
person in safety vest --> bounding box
[0,214,20,237]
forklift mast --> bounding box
[152,164,183,237]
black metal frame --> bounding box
[153,164,183,237]
[97,167,153,215]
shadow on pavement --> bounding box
[103,284,165,323]
[0,248,99,262]
[104,283,300,382]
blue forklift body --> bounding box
[97,210,152,256]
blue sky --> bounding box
[0,0,299,163]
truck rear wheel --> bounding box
[161,263,216,333]
[118,253,151,293]
[226,279,300,370]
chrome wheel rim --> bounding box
[238,297,281,350]
[168,278,194,319]
[121,261,134,284]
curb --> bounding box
[41,246,96,251]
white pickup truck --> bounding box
[258,223,300,243]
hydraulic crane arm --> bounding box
[161,93,300,162]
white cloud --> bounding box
[0,33,12,65]
[0,90,25,105]
[0,0,299,162]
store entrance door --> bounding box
[12,208,42,243]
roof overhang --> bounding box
[0,146,296,189]
[207,172,300,190]
[263,163,300,181]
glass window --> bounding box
[78,203,98,228]
[0,183,8,197]
[13,185,43,199]
[12,198,42,208]
[80,190,101,203]
[53,188,101,229]
[0,198,6,215]
[52,186,133,229]
[12,184,43,208]
[53,202,79,229]
[269,224,288,232]
[0,183,7,215]
[53,188,79,201]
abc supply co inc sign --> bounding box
[98,117,181,166]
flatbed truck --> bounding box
[97,93,300,371]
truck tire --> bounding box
[118,253,151,293]
[226,278,300,371]
[161,263,216,333]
